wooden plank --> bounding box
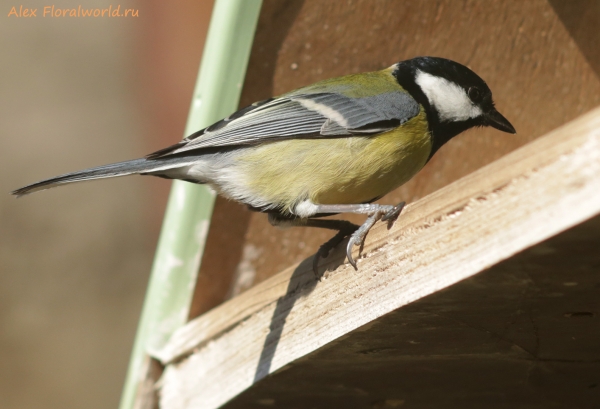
[222,214,600,408]
[157,107,600,409]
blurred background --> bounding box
[2,0,600,408]
[1,1,212,407]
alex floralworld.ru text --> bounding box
[8,5,139,17]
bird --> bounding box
[13,56,516,272]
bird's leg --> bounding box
[311,202,406,270]
[268,201,405,273]
[268,214,359,275]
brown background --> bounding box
[192,0,600,318]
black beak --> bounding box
[485,109,516,134]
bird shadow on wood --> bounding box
[252,242,348,382]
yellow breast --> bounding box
[234,108,432,214]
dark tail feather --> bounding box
[145,141,187,159]
[12,157,186,197]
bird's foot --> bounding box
[346,201,406,270]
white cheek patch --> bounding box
[415,70,482,122]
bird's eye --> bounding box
[468,86,482,103]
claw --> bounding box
[346,236,359,270]
[345,213,378,269]
[381,201,406,222]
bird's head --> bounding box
[394,56,515,156]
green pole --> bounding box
[119,1,262,407]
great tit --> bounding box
[13,56,515,272]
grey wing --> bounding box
[152,91,419,157]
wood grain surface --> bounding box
[222,215,600,409]
[158,107,600,409]
[189,0,600,318]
